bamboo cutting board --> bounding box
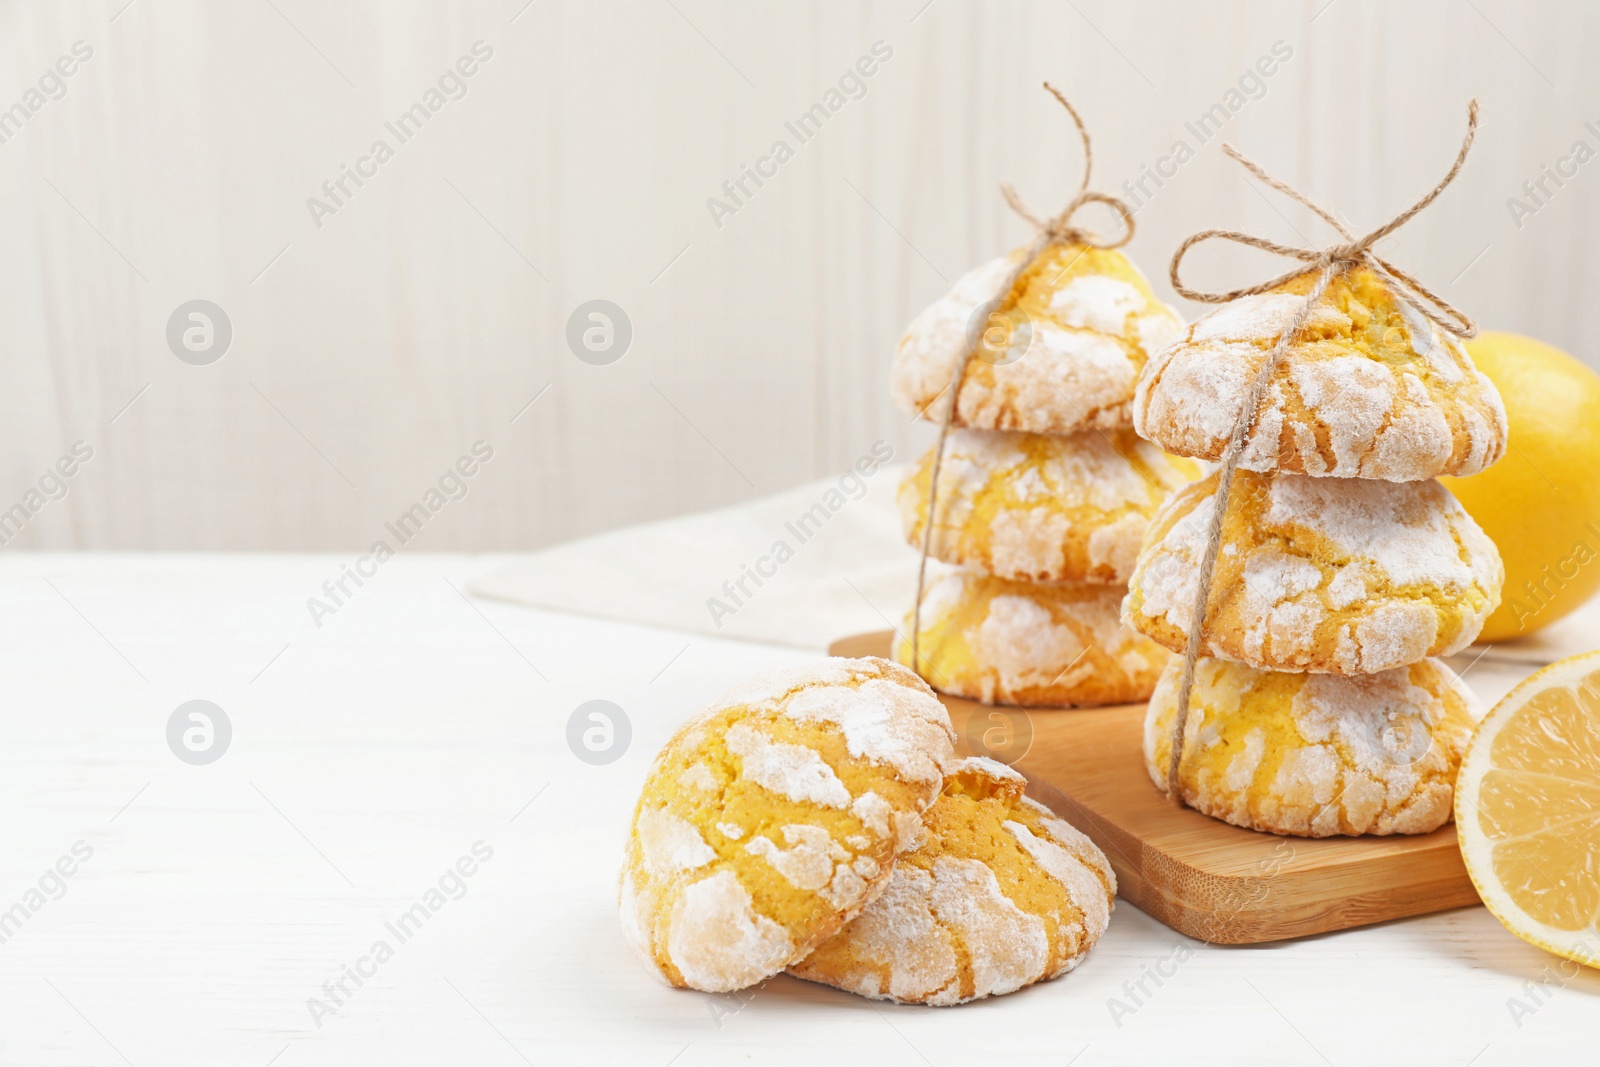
[829,631,1483,944]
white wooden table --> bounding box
[0,553,1593,1067]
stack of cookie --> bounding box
[620,656,1117,1004]
[888,240,1199,706]
[1124,267,1509,836]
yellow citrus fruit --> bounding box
[1455,650,1600,968]
[1442,331,1600,641]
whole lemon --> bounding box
[1442,331,1600,641]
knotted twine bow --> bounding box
[909,84,1137,677]
[1161,100,1481,801]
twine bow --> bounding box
[1162,100,1482,802]
[910,84,1135,677]
[998,83,1135,253]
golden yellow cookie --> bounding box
[789,756,1115,1004]
[1124,469,1502,675]
[1133,268,1507,480]
[618,657,956,991]
[892,242,1185,435]
[899,427,1199,584]
[895,562,1170,706]
[1144,656,1476,836]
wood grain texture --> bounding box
[830,630,1482,944]
[3,0,1599,551]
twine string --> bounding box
[1169,101,1481,332]
[909,83,1135,677]
[1161,100,1482,801]
[997,83,1136,251]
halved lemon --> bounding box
[1456,650,1600,967]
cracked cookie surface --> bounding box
[892,242,1185,434]
[896,561,1170,707]
[1124,469,1502,675]
[899,427,1199,584]
[789,757,1115,1004]
[1133,268,1507,480]
[1144,656,1476,836]
[619,656,955,991]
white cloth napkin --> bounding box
[470,465,918,650]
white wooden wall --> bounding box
[4,0,1596,550]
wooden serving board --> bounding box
[830,631,1482,944]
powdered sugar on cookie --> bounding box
[899,426,1197,584]
[619,656,956,992]
[901,561,1170,706]
[892,244,1186,434]
[1126,471,1503,674]
[1133,271,1507,481]
[789,757,1115,1004]
[1145,657,1477,836]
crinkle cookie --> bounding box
[1144,656,1476,836]
[898,427,1199,584]
[892,242,1185,435]
[895,562,1170,707]
[619,657,955,992]
[1133,267,1507,481]
[1124,469,1502,675]
[789,757,1115,1004]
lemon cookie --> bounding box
[789,757,1115,1004]
[899,427,1199,584]
[895,562,1170,706]
[619,657,956,992]
[1133,267,1507,480]
[1124,469,1502,675]
[892,242,1185,435]
[1145,656,1476,836]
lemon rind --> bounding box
[1455,649,1600,968]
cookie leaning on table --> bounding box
[789,757,1115,1004]
[1123,469,1502,675]
[898,426,1199,584]
[1133,267,1507,481]
[1144,656,1476,837]
[618,657,955,992]
[891,242,1185,435]
[895,561,1170,707]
